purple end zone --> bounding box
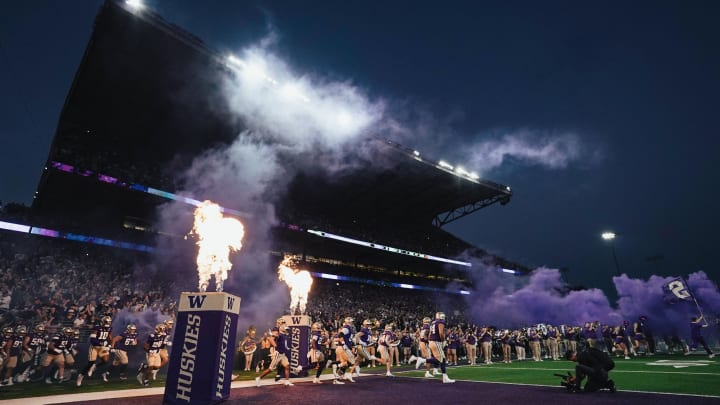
[52,375,714,405]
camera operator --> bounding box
[564,347,616,393]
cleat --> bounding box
[409,355,417,364]
[386,372,394,377]
[143,380,150,387]
[333,379,345,385]
[283,380,294,386]
[119,376,127,381]
[151,369,158,380]
[344,374,355,383]
[424,371,433,378]
[102,371,110,382]
[710,353,716,359]
[624,356,631,360]
[88,364,96,377]
[354,366,360,376]
[442,374,455,384]
[294,365,303,374]
[255,377,261,387]
[45,378,53,384]
[433,369,441,375]
[312,377,322,384]
[76,374,84,387]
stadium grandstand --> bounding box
[21,0,526,294]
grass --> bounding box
[1,354,717,400]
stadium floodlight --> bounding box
[506,186,511,191]
[126,0,144,10]
[438,160,454,170]
[455,166,469,176]
[601,231,621,276]
[413,150,420,157]
[226,54,245,68]
[601,231,616,241]
[469,172,480,180]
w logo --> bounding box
[227,297,235,310]
[669,280,691,300]
[291,316,302,324]
[188,295,207,308]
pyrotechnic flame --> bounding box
[192,200,245,292]
[277,256,313,314]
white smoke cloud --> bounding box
[466,130,584,174]
[222,47,385,153]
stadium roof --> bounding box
[32,0,513,230]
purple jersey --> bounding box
[27,332,46,353]
[359,327,372,345]
[341,323,355,348]
[47,334,71,355]
[276,332,290,355]
[428,319,446,342]
[116,331,138,351]
[145,332,165,354]
[311,330,323,350]
[401,334,413,347]
[448,332,460,349]
[89,325,112,347]
[419,324,430,342]
[8,335,24,356]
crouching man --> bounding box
[565,347,616,393]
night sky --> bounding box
[1,0,719,299]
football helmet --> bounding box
[155,324,167,334]
[63,327,74,337]
[73,329,81,339]
[127,324,137,333]
[422,317,432,324]
[2,326,13,337]
[362,319,371,327]
[344,317,354,325]
[435,312,445,320]
[276,318,287,327]
[15,325,28,337]
[311,322,323,332]
[164,319,174,329]
[384,324,393,331]
[101,315,112,327]
[34,324,46,334]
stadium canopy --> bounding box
[32,0,512,231]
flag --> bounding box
[662,277,694,304]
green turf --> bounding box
[402,354,720,397]
[1,354,717,400]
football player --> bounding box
[18,324,47,382]
[155,318,174,380]
[137,323,165,386]
[42,326,72,384]
[377,324,395,377]
[77,315,113,387]
[304,321,326,384]
[427,312,455,383]
[355,319,386,367]
[339,316,359,379]
[255,318,302,387]
[1,325,26,385]
[109,324,138,381]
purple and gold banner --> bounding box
[282,315,310,371]
[163,292,241,405]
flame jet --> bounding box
[277,256,314,314]
[192,200,245,292]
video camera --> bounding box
[554,371,579,392]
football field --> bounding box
[0,354,717,403]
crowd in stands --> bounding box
[0,227,175,340]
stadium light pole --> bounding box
[601,231,621,276]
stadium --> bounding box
[1,1,718,404]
